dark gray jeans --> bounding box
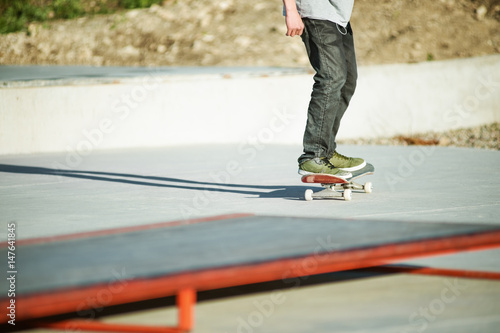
[298,19,358,164]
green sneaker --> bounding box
[329,151,366,171]
[298,157,352,179]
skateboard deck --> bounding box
[301,163,375,201]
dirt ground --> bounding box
[0,0,499,67]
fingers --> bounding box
[286,26,303,37]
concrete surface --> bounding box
[1,55,499,155]
[1,144,499,240]
[1,143,499,266]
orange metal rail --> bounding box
[34,288,196,333]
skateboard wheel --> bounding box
[343,189,352,201]
[364,182,373,194]
[305,189,313,201]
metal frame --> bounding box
[33,288,196,333]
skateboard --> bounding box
[301,163,375,201]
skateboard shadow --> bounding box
[0,164,307,200]
[257,186,312,200]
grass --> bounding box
[0,0,163,34]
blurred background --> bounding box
[1,0,499,67]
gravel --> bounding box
[338,122,500,150]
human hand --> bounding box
[285,10,304,37]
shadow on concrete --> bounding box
[0,164,306,200]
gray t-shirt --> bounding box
[284,0,354,27]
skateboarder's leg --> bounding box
[298,19,366,175]
[331,22,357,140]
[328,23,366,171]
[298,18,350,165]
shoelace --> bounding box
[318,157,350,176]
[319,158,337,170]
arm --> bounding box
[283,0,304,37]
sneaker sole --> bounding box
[337,161,367,172]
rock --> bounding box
[476,5,487,20]
[37,42,52,56]
[156,8,176,21]
[438,137,451,146]
[157,44,167,53]
[120,45,140,57]
[126,10,140,19]
[254,3,267,11]
[221,0,235,10]
[149,4,161,13]
[28,23,38,37]
[202,34,215,42]
[235,36,252,48]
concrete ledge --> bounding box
[0,55,499,155]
